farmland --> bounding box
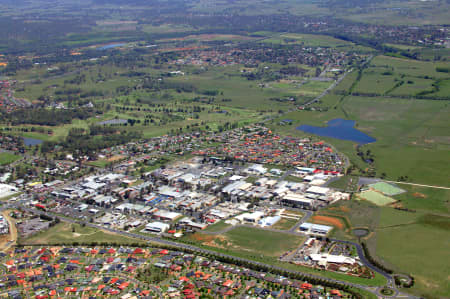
[269,54,450,187]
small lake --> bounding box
[296,118,376,144]
[96,43,126,50]
[23,137,43,146]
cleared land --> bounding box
[20,222,146,245]
[271,218,298,230]
[203,220,232,233]
[311,215,344,229]
[392,185,450,214]
[0,210,17,252]
[187,226,304,257]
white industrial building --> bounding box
[236,211,265,223]
[152,210,181,221]
[258,215,281,227]
[299,223,333,235]
[309,254,356,267]
[246,164,267,175]
[306,186,330,196]
[144,221,170,233]
[0,184,18,198]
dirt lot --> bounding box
[0,210,17,252]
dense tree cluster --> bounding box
[41,127,142,155]
[3,108,98,126]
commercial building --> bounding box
[306,186,330,196]
[258,216,281,227]
[281,193,313,208]
[152,210,181,221]
[144,222,170,233]
[309,254,356,267]
[299,223,333,235]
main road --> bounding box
[2,202,421,298]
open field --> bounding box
[393,185,450,214]
[186,226,304,257]
[20,222,146,245]
[375,208,450,298]
[370,55,450,80]
[271,218,298,230]
[384,43,422,51]
[0,152,20,165]
[260,33,354,47]
[388,77,435,97]
[203,220,231,233]
[353,71,397,95]
[353,56,450,98]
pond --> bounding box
[352,228,370,237]
[96,43,126,50]
[296,118,376,144]
[23,137,43,146]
